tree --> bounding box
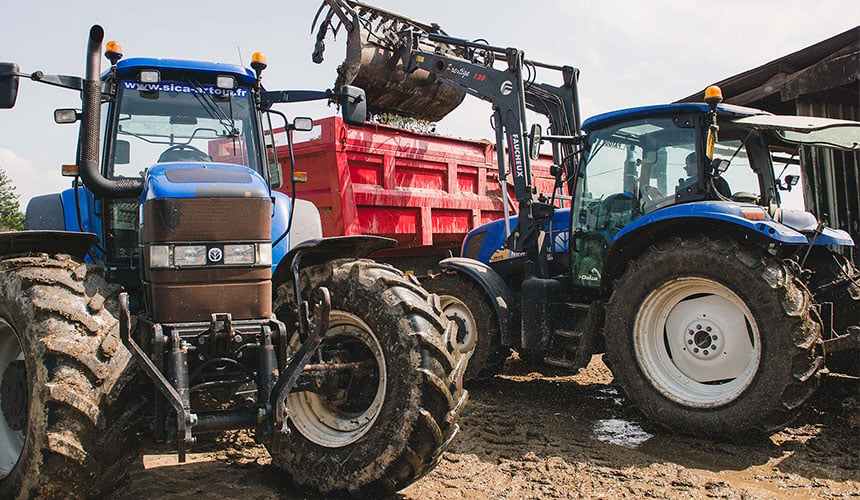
[0,167,25,230]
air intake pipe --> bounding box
[78,25,143,199]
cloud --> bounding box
[0,148,70,209]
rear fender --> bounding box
[438,257,516,347]
[603,206,807,293]
[614,201,809,246]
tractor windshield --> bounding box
[106,79,262,178]
[571,114,762,288]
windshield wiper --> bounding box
[185,77,238,136]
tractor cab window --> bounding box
[107,79,262,179]
[571,116,697,287]
[710,139,760,202]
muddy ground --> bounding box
[113,355,859,499]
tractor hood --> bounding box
[732,115,860,151]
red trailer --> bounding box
[276,116,559,272]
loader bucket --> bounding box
[333,26,465,122]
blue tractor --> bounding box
[310,0,860,437]
[0,26,466,498]
[453,93,860,437]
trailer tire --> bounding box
[423,272,507,381]
[603,237,823,437]
[271,259,467,496]
[0,254,143,499]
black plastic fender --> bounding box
[438,257,516,347]
[0,230,98,259]
[272,235,397,285]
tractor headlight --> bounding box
[256,243,272,267]
[149,245,171,268]
[149,243,271,268]
[223,244,255,265]
[174,245,207,267]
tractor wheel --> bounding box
[603,237,823,437]
[271,259,467,496]
[423,272,508,381]
[0,254,143,499]
[805,248,860,376]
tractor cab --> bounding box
[89,57,269,270]
[570,101,858,289]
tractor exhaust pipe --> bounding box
[78,25,143,199]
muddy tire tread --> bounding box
[603,237,823,437]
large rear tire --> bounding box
[0,254,143,499]
[603,237,823,437]
[270,259,467,496]
[423,272,508,381]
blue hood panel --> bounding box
[143,163,269,201]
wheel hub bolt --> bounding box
[684,319,723,360]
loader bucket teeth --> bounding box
[316,0,466,122]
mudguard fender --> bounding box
[272,235,397,284]
[438,257,516,347]
[0,230,98,259]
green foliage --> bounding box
[0,167,25,231]
[371,113,437,134]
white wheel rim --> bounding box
[439,295,478,354]
[634,277,761,408]
[0,318,25,478]
[287,311,386,448]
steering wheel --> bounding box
[157,144,212,163]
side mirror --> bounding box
[115,140,130,164]
[529,123,542,161]
[54,108,80,124]
[712,158,729,175]
[0,63,20,109]
[340,85,366,126]
[779,174,800,192]
[291,117,314,132]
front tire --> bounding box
[603,237,823,437]
[423,272,507,381]
[271,259,467,496]
[0,254,142,499]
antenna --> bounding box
[237,46,245,67]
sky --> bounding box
[0,0,857,207]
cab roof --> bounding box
[581,103,767,132]
[112,57,257,85]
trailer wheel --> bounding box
[603,237,823,437]
[271,259,467,496]
[423,272,507,380]
[0,255,143,499]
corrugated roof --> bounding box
[678,26,859,105]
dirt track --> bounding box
[114,355,860,499]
